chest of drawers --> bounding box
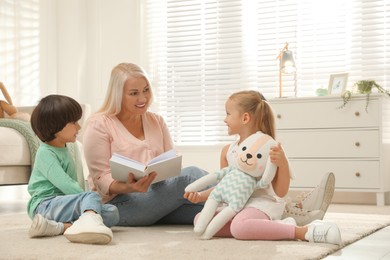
[269,94,390,206]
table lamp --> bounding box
[276,42,296,98]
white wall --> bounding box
[39,0,57,98]
[40,0,142,112]
[84,0,143,111]
[179,145,223,174]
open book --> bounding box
[109,149,182,184]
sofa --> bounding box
[0,104,91,186]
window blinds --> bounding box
[0,0,40,105]
[144,0,390,145]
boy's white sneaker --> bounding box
[64,212,113,245]
[305,220,341,245]
[29,214,63,238]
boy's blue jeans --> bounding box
[108,166,208,226]
[35,191,119,227]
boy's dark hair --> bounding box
[31,95,82,142]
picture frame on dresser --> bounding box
[328,73,348,95]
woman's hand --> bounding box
[109,172,157,195]
[126,172,157,193]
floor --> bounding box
[325,226,390,259]
[1,186,390,259]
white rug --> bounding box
[1,210,390,260]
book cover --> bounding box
[109,149,182,184]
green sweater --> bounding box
[27,143,84,219]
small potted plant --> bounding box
[339,80,390,111]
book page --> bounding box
[110,153,146,172]
[148,149,177,165]
[145,155,182,183]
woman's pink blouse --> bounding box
[82,112,174,202]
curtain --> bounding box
[0,0,40,105]
[143,0,390,145]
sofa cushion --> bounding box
[0,166,31,184]
[0,127,31,165]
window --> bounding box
[0,0,40,105]
[143,0,390,145]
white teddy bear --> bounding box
[185,131,278,239]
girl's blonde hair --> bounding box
[229,90,276,139]
[98,63,153,115]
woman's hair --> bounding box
[229,90,276,139]
[98,63,153,115]
[31,95,82,142]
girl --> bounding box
[185,90,341,244]
[27,95,119,244]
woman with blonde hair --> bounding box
[83,63,207,226]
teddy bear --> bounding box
[185,131,278,239]
[0,81,30,121]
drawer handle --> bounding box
[277,114,282,119]
[355,142,360,147]
[355,111,360,117]
[355,172,361,177]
